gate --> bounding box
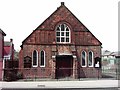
[4,60,18,81]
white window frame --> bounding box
[88,51,94,67]
[56,24,71,43]
[40,50,45,67]
[81,51,87,67]
[32,50,38,67]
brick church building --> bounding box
[19,2,102,79]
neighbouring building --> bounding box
[19,2,102,79]
[102,50,120,69]
[0,29,6,80]
[3,39,15,80]
[4,39,14,61]
[0,28,15,81]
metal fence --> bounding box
[0,67,119,81]
[102,68,119,80]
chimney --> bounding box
[10,39,13,43]
[61,2,65,6]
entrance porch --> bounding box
[51,55,78,79]
[56,55,73,78]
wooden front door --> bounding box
[56,55,73,78]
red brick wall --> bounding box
[19,45,101,78]
[24,29,101,46]
[0,33,4,80]
[19,4,102,78]
[19,49,23,69]
[0,61,3,80]
[0,33,3,61]
[19,45,52,78]
[76,46,102,78]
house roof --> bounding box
[111,51,120,57]
[4,40,13,56]
[102,50,112,56]
[4,46,11,56]
[102,50,120,57]
[0,29,6,36]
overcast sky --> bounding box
[0,0,118,51]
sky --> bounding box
[0,0,118,52]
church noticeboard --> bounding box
[94,57,101,68]
[24,56,32,68]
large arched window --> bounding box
[56,24,70,43]
[40,50,45,67]
[81,51,87,67]
[88,51,94,67]
[32,50,38,67]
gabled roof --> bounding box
[4,46,11,56]
[35,2,89,31]
[4,39,14,56]
[0,29,6,36]
[22,2,102,46]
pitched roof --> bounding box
[102,50,112,56]
[35,2,88,31]
[0,29,6,36]
[22,2,102,46]
[102,50,120,57]
[4,40,14,56]
[111,51,120,57]
[4,46,11,56]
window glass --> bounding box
[56,32,60,36]
[61,32,64,36]
[66,32,69,36]
[57,37,60,42]
[88,51,93,67]
[56,24,70,43]
[81,51,86,67]
[61,37,65,42]
[32,50,38,67]
[66,38,69,42]
[40,50,45,67]
[56,27,60,31]
[66,27,69,31]
[61,24,65,31]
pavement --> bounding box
[0,80,119,89]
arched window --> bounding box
[32,50,38,67]
[81,51,87,67]
[56,24,70,43]
[88,51,94,67]
[40,50,45,67]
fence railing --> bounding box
[0,68,119,81]
[102,68,119,79]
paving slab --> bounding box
[0,80,119,89]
